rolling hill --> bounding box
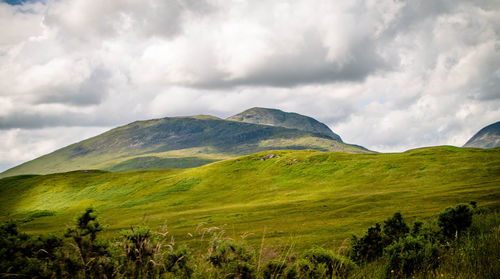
[1,146,499,250]
[0,109,368,178]
[464,121,500,148]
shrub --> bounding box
[287,258,328,279]
[411,221,423,236]
[208,239,256,279]
[383,212,409,243]
[165,246,193,278]
[438,204,473,239]
[469,200,477,209]
[63,207,114,278]
[384,235,440,278]
[350,223,384,263]
[301,247,355,278]
[262,259,287,279]
[119,226,160,277]
[0,221,63,278]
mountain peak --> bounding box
[464,121,500,148]
[1,108,370,177]
[227,107,342,142]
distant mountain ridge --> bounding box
[227,107,342,141]
[464,121,500,148]
[1,108,368,177]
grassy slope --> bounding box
[1,146,499,251]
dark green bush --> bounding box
[0,221,63,278]
[119,226,161,277]
[438,204,473,239]
[301,247,355,278]
[411,221,423,236]
[287,258,328,279]
[63,207,114,278]
[164,246,191,278]
[469,200,477,209]
[351,212,421,265]
[384,235,440,278]
[262,259,287,279]
[383,212,409,243]
[350,223,384,263]
[208,239,256,279]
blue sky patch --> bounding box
[2,0,45,5]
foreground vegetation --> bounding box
[1,203,498,278]
[1,147,499,251]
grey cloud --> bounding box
[384,0,456,35]
[193,31,389,89]
[470,0,500,10]
[474,70,500,100]
[383,0,500,42]
[35,67,111,106]
[0,108,122,130]
[135,0,213,38]
[464,44,500,101]
[236,36,387,87]
[44,0,213,45]
[0,112,87,129]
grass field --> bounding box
[1,146,499,251]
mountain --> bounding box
[1,110,368,177]
[228,107,342,141]
[463,121,500,148]
[1,146,499,248]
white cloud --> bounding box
[0,126,109,172]
[0,2,46,45]
[0,0,500,170]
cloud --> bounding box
[34,67,112,106]
[130,1,394,88]
[0,126,109,172]
[200,31,388,88]
[0,1,45,45]
[1,0,500,170]
[44,0,213,45]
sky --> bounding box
[0,0,499,172]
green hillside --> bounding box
[1,112,367,178]
[1,146,499,250]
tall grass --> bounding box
[432,210,500,278]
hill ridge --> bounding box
[0,109,368,177]
[464,121,500,148]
